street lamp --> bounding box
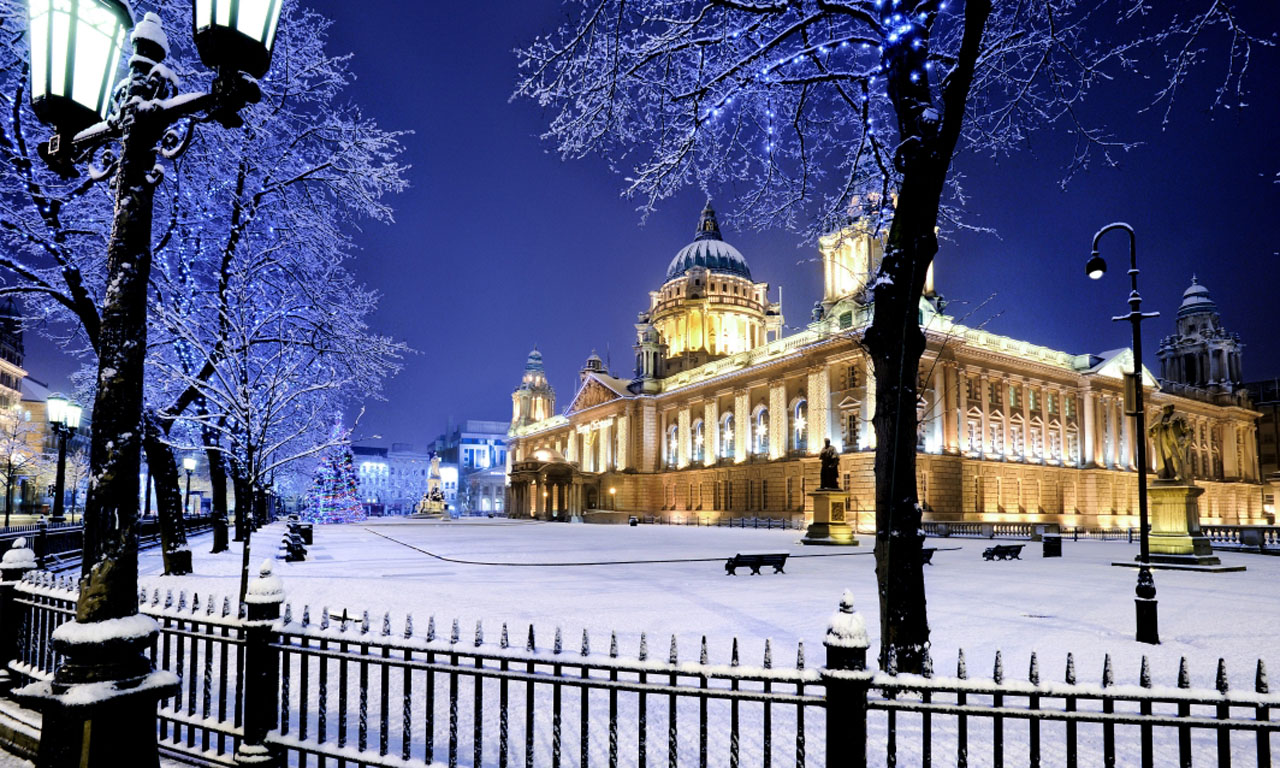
[4,451,23,528]
[21,2,281,766]
[1087,222,1161,645]
[46,394,83,523]
[183,456,197,518]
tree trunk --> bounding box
[231,461,251,542]
[204,428,229,554]
[141,411,191,576]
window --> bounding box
[844,411,860,451]
[1049,431,1062,460]
[721,414,735,459]
[666,424,678,468]
[966,419,981,453]
[1029,388,1039,411]
[989,421,1004,455]
[753,407,769,455]
[1029,426,1043,459]
[792,399,808,453]
[692,419,705,464]
[847,365,860,389]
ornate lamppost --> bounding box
[19,1,282,766]
[1087,222,1161,645]
[45,395,83,523]
[183,456,197,517]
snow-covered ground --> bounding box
[141,519,1276,691]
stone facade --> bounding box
[507,210,1265,528]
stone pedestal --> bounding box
[802,489,857,546]
[1146,482,1220,566]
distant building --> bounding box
[429,420,508,514]
[353,444,456,515]
[1244,378,1279,519]
[0,299,24,408]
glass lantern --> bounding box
[28,0,131,134]
[192,0,282,79]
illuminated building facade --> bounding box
[507,207,1265,527]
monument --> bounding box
[802,439,857,546]
[1145,404,1221,566]
[412,453,449,519]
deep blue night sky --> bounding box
[24,1,1280,449]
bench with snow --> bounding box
[982,544,1024,561]
[724,552,788,575]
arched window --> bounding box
[692,419,705,464]
[721,413,735,459]
[666,424,678,469]
[791,399,808,453]
[753,407,769,456]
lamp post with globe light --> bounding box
[45,395,83,523]
[1087,222,1161,645]
[19,0,282,765]
[183,456,197,517]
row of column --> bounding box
[508,476,582,519]
[945,363,1077,465]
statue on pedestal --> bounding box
[818,438,840,490]
[413,453,448,518]
[1149,404,1191,483]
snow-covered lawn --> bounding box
[141,519,1276,691]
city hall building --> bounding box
[506,205,1265,528]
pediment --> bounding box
[566,377,626,414]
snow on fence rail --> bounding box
[2,555,1278,767]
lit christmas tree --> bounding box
[302,434,368,525]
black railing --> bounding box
[1,535,1277,767]
[0,514,216,571]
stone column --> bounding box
[979,374,991,456]
[639,400,658,472]
[616,410,630,471]
[677,408,691,468]
[1058,387,1070,465]
[704,401,720,464]
[769,383,787,459]
[928,365,945,454]
[734,391,749,462]
[1081,389,1096,468]
[1121,398,1133,471]
[807,368,829,454]
[1020,379,1031,461]
[1000,376,1011,458]
[861,357,877,450]
[957,365,969,453]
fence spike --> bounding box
[450,618,460,645]
[222,596,231,618]
[1139,656,1152,688]
[922,648,934,679]
[1257,660,1269,694]
[382,612,392,637]
[139,588,147,605]
[668,635,678,664]
[321,606,330,631]
[501,623,509,649]
[165,589,173,609]
[957,649,968,680]
[609,631,618,658]
[427,615,436,642]
[700,636,708,665]
[178,591,188,613]
[191,593,201,615]
[239,603,248,621]
[302,606,311,627]
[638,632,648,661]
[403,614,413,639]
[475,620,484,648]
[1178,657,1190,688]
[992,650,1003,684]
[887,646,899,675]
[1216,658,1229,693]
[339,610,348,633]
[207,596,216,616]
[763,639,773,669]
[554,626,563,655]
[581,629,590,657]
[361,610,370,634]
[1065,652,1076,684]
[283,603,293,624]
[526,625,536,652]
[1102,654,1114,687]
[796,640,806,670]
[731,637,740,667]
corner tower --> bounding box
[1156,277,1244,394]
[638,202,781,377]
[511,347,556,432]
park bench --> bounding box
[725,552,788,575]
[982,544,1024,561]
[922,547,936,565]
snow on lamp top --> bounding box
[1,537,37,569]
[825,589,869,649]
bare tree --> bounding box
[515,0,1266,669]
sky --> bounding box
[22,1,1280,451]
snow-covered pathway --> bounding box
[141,520,1277,691]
